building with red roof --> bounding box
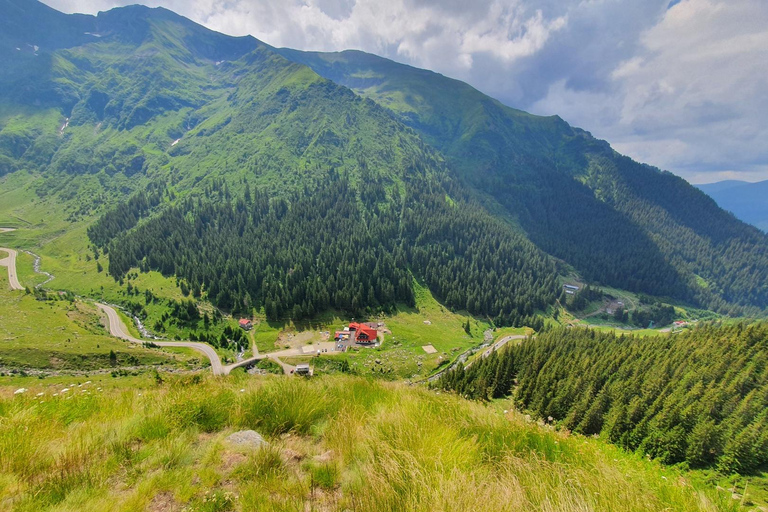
[348,322,378,344]
[238,318,253,330]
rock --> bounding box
[227,430,268,449]
[14,388,27,395]
[313,450,334,463]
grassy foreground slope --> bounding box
[0,374,736,512]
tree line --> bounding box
[436,323,768,474]
[92,175,558,324]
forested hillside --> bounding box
[437,323,768,473]
[280,49,768,315]
[93,175,557,324]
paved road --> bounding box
[0,228,22,291]
[3,229,305,377]
[478,334,527,360]
[97,302,230,375]
[267,354,296,375]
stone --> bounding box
[227,430,268,449]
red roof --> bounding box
[349,322,377,341]
[239,318,251,326]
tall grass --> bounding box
[0,375,740,511]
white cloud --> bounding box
[41,0,768,183]
[533,0,768,183]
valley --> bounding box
[0,1,767,510]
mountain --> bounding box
[1,0,767,318]
[274,49,768,314]
[697,180,768,232]
[0,0,557,327]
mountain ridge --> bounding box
[272,46,768,313]
[0,0,767,317]
[697,180,768,232]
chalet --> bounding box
[348,322,378,344]
[334,323,379,344]
[563,284,580,292]
[238,318,253,330]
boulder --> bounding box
[227,430,267,449]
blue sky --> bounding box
[42,0,768,184]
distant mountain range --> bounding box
[697,180,768,232]
[1,0,767,317]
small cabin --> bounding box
[238,318,253,330]
[295,363,311,376]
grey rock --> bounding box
[227,430,268,449]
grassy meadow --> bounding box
[0,275,197,374]
[0,374,740,512]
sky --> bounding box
[41,0,768,184]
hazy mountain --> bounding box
[1,0,767,316]
[697,180,768,232]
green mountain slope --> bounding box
[0,0,557,325]
[276,49,768,314]
[0,0,767,318]
[438,322,768,473]
[0,375,738,511]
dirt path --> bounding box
[0,228,22,291]
[267,354,296,375]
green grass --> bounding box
[0,277,192,373]
[251,321,285,353]
[0,374,740,511]
[258,282,502,379]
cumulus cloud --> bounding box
[41,0,768,183]
[532,0,768,183]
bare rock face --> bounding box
[227,430,267,449]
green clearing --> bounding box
[252,281,505,379]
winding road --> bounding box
[0,226,268,376]
[478,334,527,360]
[0,228,23,291]
[96,302,268,376]
[3,227,375,377]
